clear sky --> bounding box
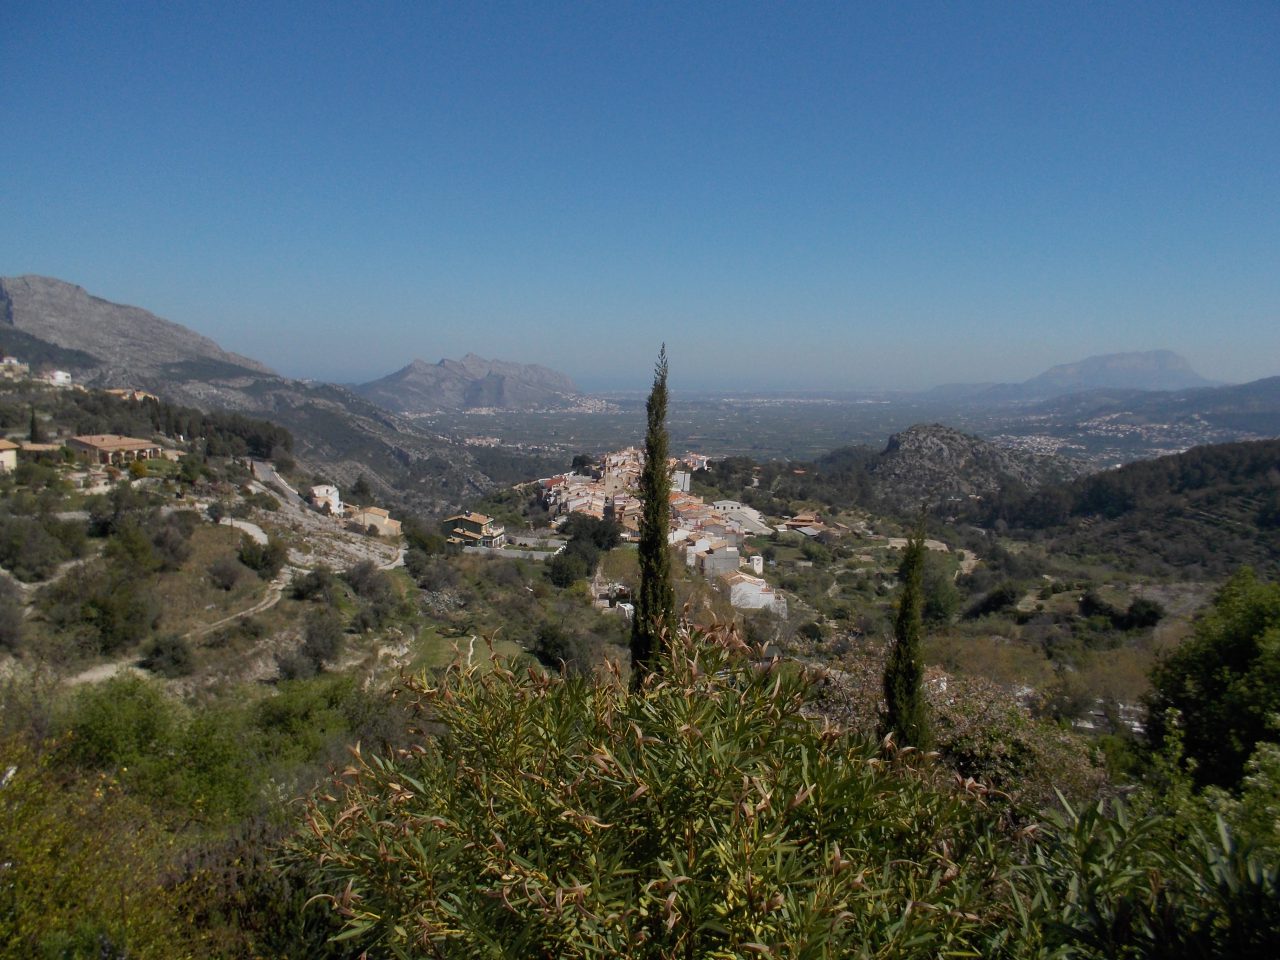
[2,2,1277,391]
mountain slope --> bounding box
[354,354,582,413]
[0,276,534,515]
[867,423,1085,507]
[0,275,273,380]
[1033,376,1280,435]
[986,438,1280,577]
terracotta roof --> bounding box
[446,512,493,525]
[69,434,158,452]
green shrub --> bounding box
[301,610,345,666]
[0,734,196,957]
[140,633,194,678]
[293,625,1026,957]
[291,565,338,603]
[529,621,594,676]
[208,555,246,591]
[238,535,287,580]
[1030,796,1280,958]
[56,675,259,822]
[0,576,24,652]
[1147,568,1280,789]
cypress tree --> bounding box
[882,515,932,748]
[631,345,676,683]
[29,405,43,443]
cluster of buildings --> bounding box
[539,447,705,537]
[671,495,787,617]
[0,432,176,472]
[538,449,789,617]
[305,484,403,537]
[1,354,74,387]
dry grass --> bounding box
[151,525,271,638]
[925,631,1058,690]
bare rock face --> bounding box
[354,353,582,413]
[0,275,274,379]
[872,423,1084,507]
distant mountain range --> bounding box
[0,275,505,515]
[5,273,1277,517]
[929,350,1220,403]
[354,354,583,413]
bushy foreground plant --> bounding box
[1030,794,1280,959]
[0,735,195,957]
[294,625,1028,958]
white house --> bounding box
[309,484,343,516]
[723,572,788,618]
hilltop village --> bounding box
[536,447,789,615]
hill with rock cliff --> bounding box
[354,354,583,413]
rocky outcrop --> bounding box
[870,423,1085,507]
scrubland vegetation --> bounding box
[2,380,1278,957]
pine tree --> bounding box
[882,515,932,748]
[631,346,676,683]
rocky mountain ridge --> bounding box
[354,354,582,413]
[0,275,273,380]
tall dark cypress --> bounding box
[631,346,676,682]
[882,515,932,748]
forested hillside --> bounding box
[979,439,1280,576]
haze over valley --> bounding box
[4,4,1280,956]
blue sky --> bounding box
[2,2,1277,391]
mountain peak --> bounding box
[1022,350,1215,395]
[354,353,581,413]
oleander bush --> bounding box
[294,625,1032,958]
[292,620,1280,959]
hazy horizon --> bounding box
[3,3,1277,392]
